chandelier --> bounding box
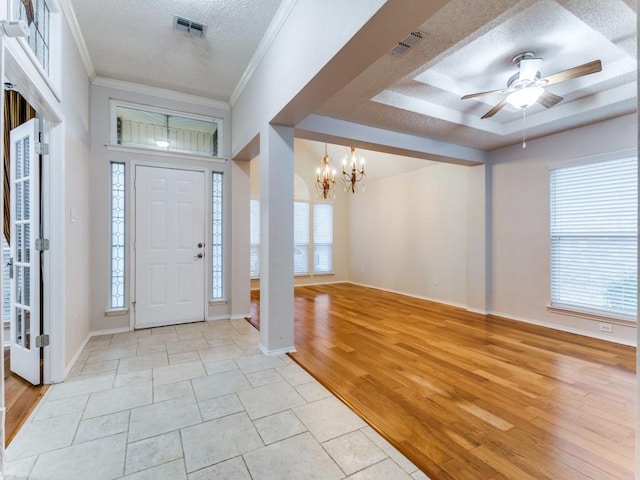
[342,147,365,193]
[316,143,336,199]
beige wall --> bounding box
[253,120,637,347]
[489,113,637,345]
[348,162,470,307]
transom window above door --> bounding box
[111,102,222,157]
[11,0,61,88]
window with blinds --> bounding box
[550,156,637,321]
[250,199,260,278]
[294,201,310,275]
[314,203,333,273]
[250,200,332,278]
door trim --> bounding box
[120,156,229,332]
[4,36,66,385]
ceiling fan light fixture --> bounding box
[506,86,544,109]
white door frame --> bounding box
[127,158,221,331]
[133,165,206,328]
[2,37,65,385]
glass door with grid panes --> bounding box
[9,119,41,385]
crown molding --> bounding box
[58,0,95,80]
[93,77,231,111]
[230,0,298,106]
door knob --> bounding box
[197,242,203,248]
[194,253,203,259]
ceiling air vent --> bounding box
[174,15,206,38]
[391,31,423,55]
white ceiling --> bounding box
[317,0,637,150]
[69,0,284,100]
[67,0,636,151]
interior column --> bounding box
[230,159,251,319]
[466,163,490,313]
[258,124,295,355]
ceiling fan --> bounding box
[461,51,602,119]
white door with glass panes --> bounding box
[9,119,41,385]
[134,166,206,328]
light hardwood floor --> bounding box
[252,283,635,480]
[4,348,47,446]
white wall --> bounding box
[89,83,232,332]
[489,113,637,345]
[231,0,386,157]
[60,13,92,369]
[349,162,470,307]
[249,138,350,288]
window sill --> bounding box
[546,305,636,327]
[209,299,228,306]
[105,144,226,163]
[104,308,129,317]
[253,272,335,280]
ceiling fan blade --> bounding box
[519,57,542,82]
[481,98,508,119]
[461,88,506,100]
[541,60,602,86]
[537,90,563,108]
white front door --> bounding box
[135,166,206,328]
[9,119,41,385]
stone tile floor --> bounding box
[5,319,431,480]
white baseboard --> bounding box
[207,314,232,322]
[347,281,468,310]
[259,344,296,356]
[294,279,347,288]
[91,327,131,337]
[63,333,92,380]
[466,307,488,315]
[231,314,252,320]
[252,280,346,292]
[489,310,636,347]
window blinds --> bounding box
[550,156,637,320]
[313,203,333,273]
[249,199,260,278]
[293,202,310,274]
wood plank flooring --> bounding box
[4,348,47,446]
[252,283,635,480]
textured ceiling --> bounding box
[68,0,636,152]
[316,0,637,150]
[69,0,284,100]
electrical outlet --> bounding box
[599,322,613,333]
[433,277,440,287]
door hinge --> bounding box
[35,142,49,156]
[6,257,13,279]
[35,334,50,348]
[35,238,50,251]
